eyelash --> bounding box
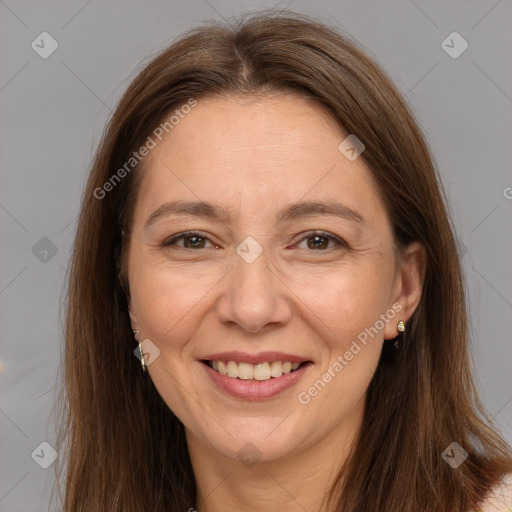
[162,230,348,251]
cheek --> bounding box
[293,269,391,411]
[129,259,214,344]
[290,259,394,344]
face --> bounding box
[126,94,420,465]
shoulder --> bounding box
[473,472,512,512]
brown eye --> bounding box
[295,231,347,251]
[162,231,216,250]
[182,234,206,249]
[307,234,329,250]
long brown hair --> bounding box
[55,9,512,511]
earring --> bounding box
[133,330,146,372]
[139,341,147,372]
[393,320,405,350]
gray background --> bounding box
[1,0,511,510]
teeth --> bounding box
[238,362,253,380]
[208,360,304,380]
[218,361,227,376]
[270,361,283,377]
[253,362,271,381]
[226,360,238,378]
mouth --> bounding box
[199,354,314,401]
[201,359,311,381]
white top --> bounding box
[474,472,512,512]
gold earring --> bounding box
[392,321,405,350]
[133,330,146,372]
[139,341,147,372]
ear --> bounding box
[384,241,427,340]
[127,298,140,333]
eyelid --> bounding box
[162,230,348,250]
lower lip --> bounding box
[200,361,312,401]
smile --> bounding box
[204,359,306,381]
[199,353,314,400]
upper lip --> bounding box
[200,351,311,365]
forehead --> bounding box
[153,93,348,172]
[133,94,386,231]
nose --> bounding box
[216,245,292,334]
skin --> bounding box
[126,93,426,512]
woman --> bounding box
[55,10,512,512]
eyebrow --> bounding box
[143,199,367,230]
